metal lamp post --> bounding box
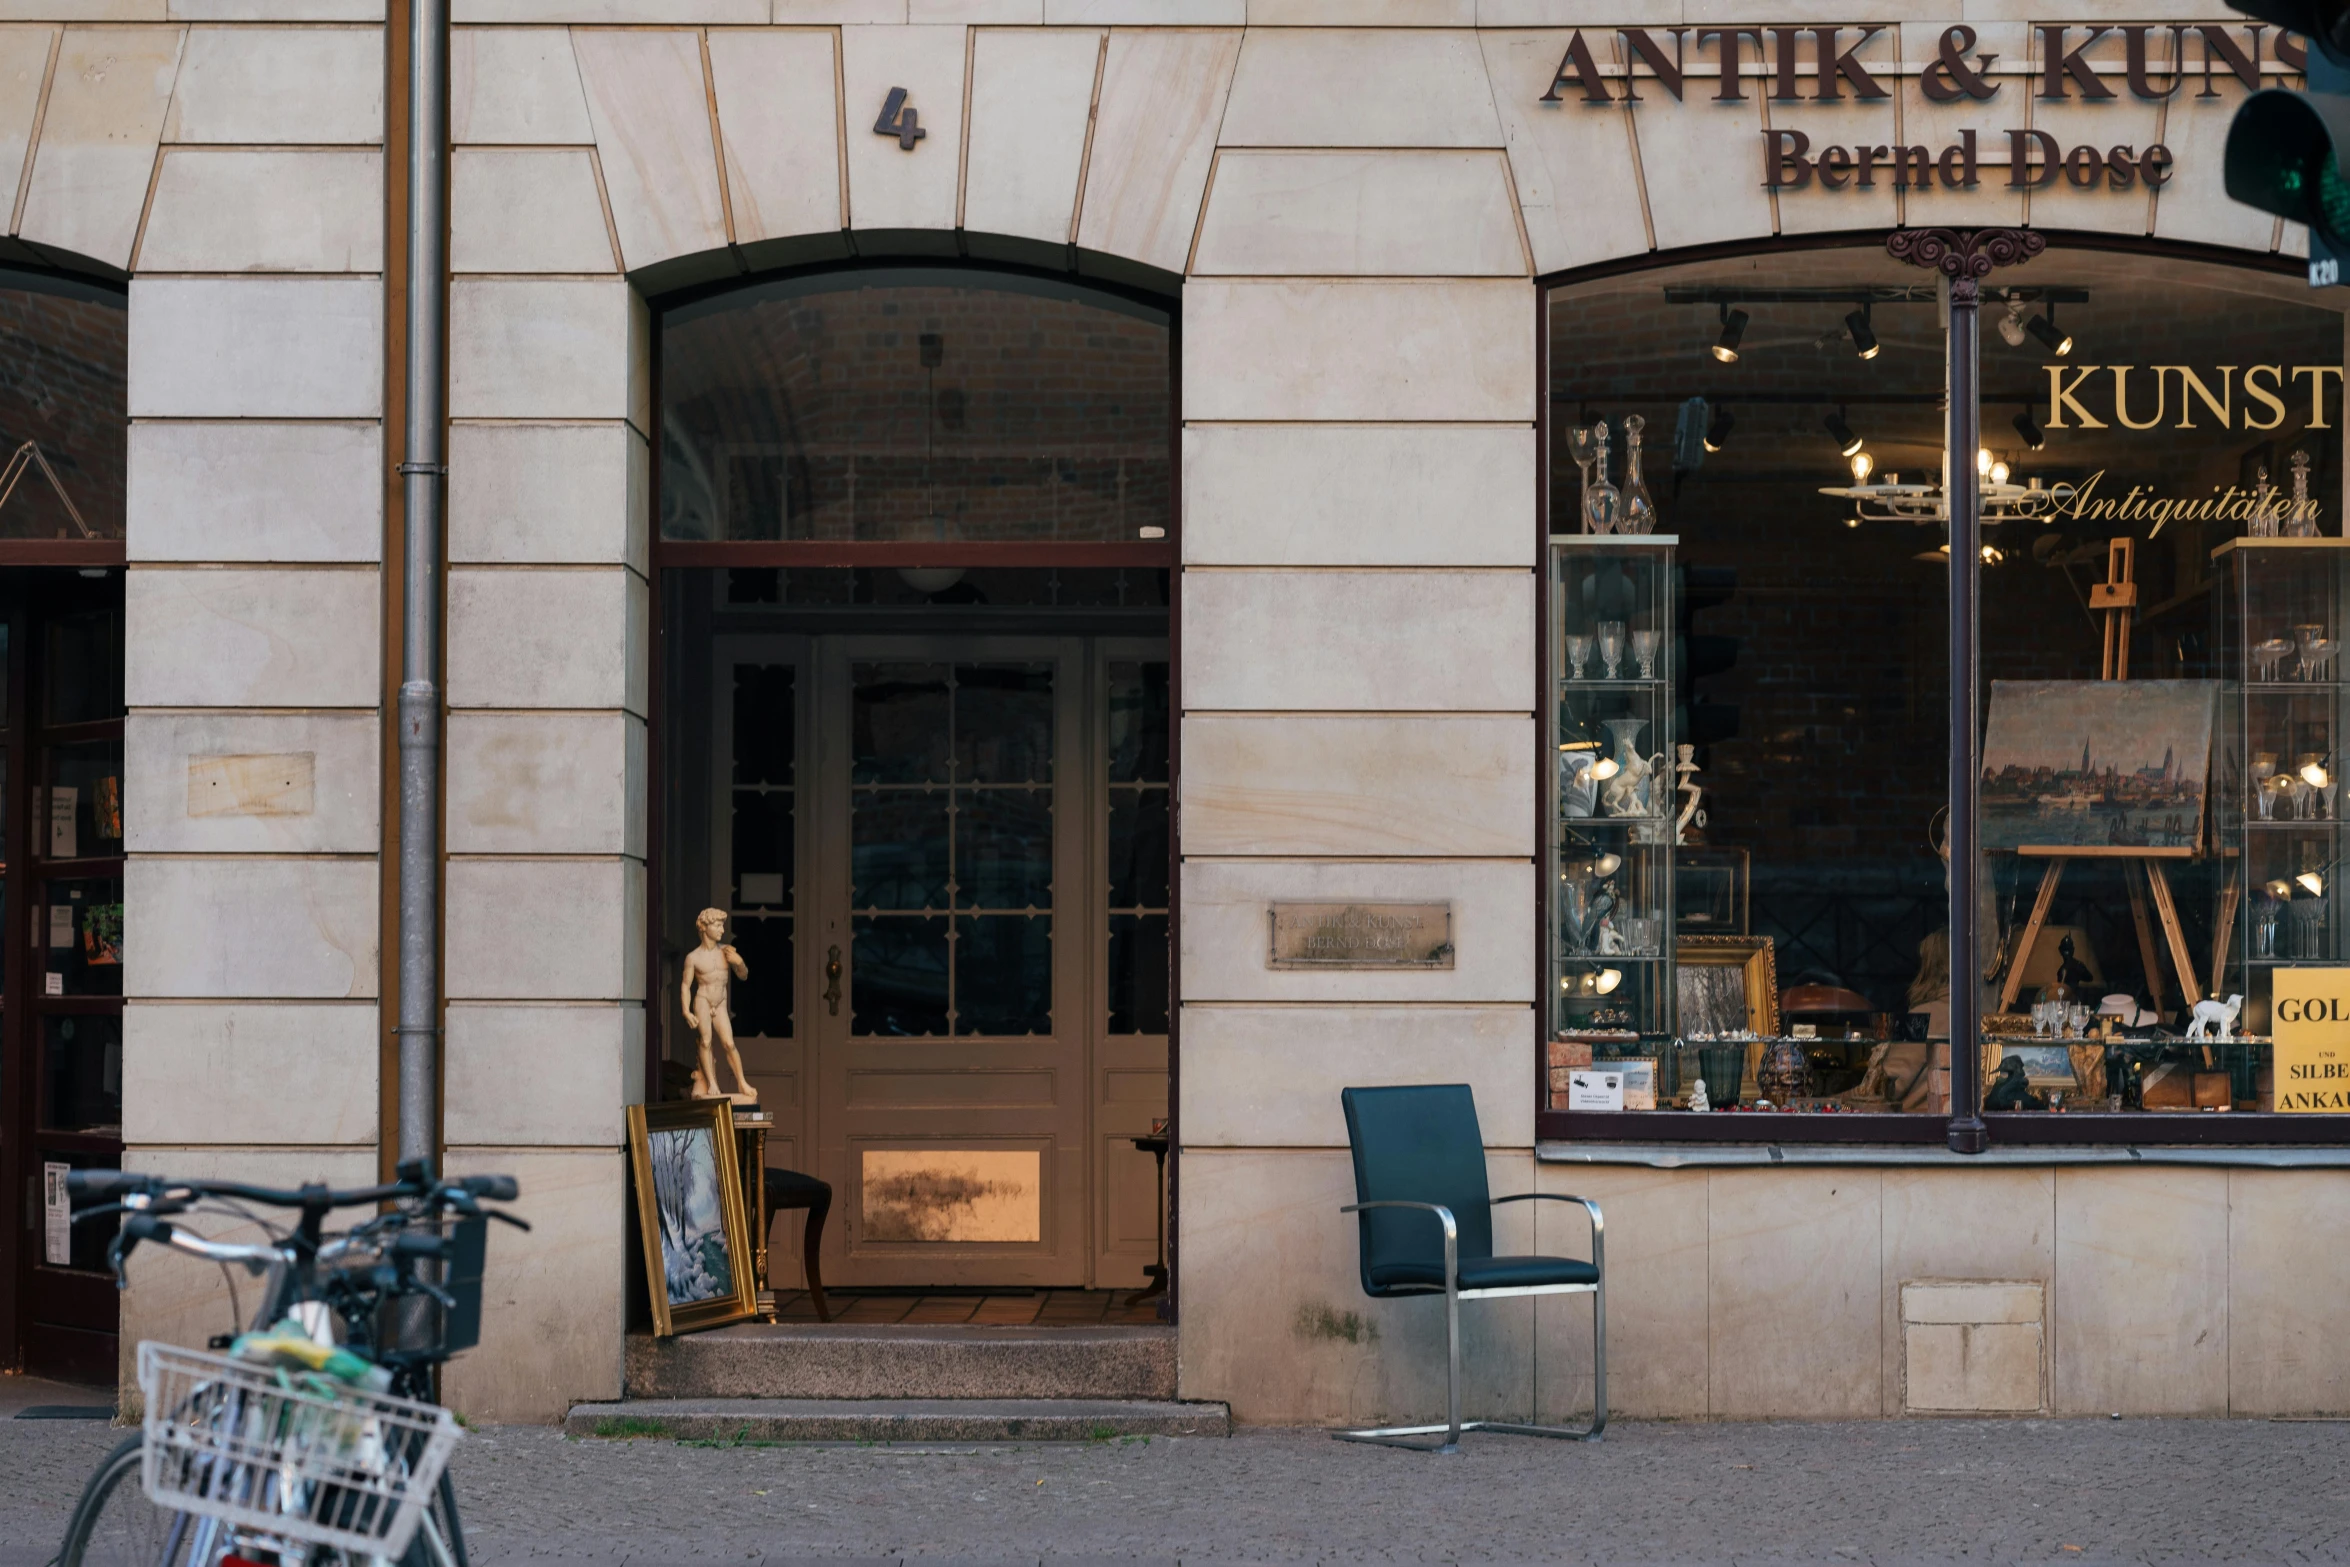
[1885,227,2047,1155]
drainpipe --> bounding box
[395,0,449,1175]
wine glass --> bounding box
[1597,621,1626,680]
[2254,637,2295,682]
[1564,633,1592,681]
[1631,629,1662,680]
[2305,633,2342,682]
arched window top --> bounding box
[0,269,124,544]
[660,268,1171,545]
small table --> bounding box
[1128,1133,1169,1308]
[729,1107,777,1322]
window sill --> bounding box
[1537,1139,2350,1169]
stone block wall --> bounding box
[67,17,392,1365]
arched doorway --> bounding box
[653,265,1174,1299]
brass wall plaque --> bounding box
[1267,902,1454,970]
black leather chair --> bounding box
[1339,1084,1606,1452]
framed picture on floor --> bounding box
[627,1100,760,1337]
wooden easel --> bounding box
[1997,540,2207,1014]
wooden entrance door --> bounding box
[708,630,1169,1292]
[808,637,1084,1286]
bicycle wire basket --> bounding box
[137,1341,462,1559]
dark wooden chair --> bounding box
[762,1168,833,1323]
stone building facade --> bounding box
[0,0,2342,1425]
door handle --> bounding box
[824,945,842,1017]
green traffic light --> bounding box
[2226,87,2350,247]
[2282,139,2350,244]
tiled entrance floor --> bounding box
[770,1288,1164,1326]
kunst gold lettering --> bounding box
[2047,365,2106,429]
[2165,365,2233,428]
[2293,364,2342,429]
[2244,365,2287,429]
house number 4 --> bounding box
[874,87,924,151]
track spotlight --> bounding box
[2013,405,2046,450]
[1997,298,2029,348]
[1712,305,1750,364]
[1824,408,1863,459]
[2027,303,2072,357]
[1844,304,1880,361]
[1704,404,1735,452]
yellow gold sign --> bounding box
[2269,969,2350,1113]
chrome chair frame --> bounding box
[1334,1192,1606,1454]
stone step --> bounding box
[565,1396,1227,1443]
[624,1323,1176,1401]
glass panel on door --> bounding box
[849,662,1054,1038]
[729,663,795,1041]
[1106,661,1169,1036]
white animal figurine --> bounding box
[1688,1077,1711,1113]
[2187,993,2244,1042]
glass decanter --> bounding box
[1582,422,1622,536]
[2287,448,2318,538]
[1620,414,1658,534]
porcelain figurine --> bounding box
[2186,993,2244,1042]
[1601,717,1665,818]
[1688,1077,1710,1113]
[682,907,758,1104]
[1673,744,1704,844]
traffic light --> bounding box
[2223,3,2350,287]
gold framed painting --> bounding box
[627,1100,760,1337]
[1674,935,1780,1037]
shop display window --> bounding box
[1543,243,2345,1136]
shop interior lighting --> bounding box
[1704,404,1735,452]
[2269,878,2297,900]
[2301,870,2327,896]
[2304,760,2332,789]
[2013,405,2047,450]
[1824,408,1864,458]
[1844,304,1881,361]
[2027,302,2073,357]
[1711,305,1750,363]
[1997,299,2030,348]
[1595,967,1623,995]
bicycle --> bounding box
[52,1159,527,1567]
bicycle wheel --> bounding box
[400,1470,468,1567]
[59,1433,207,1567]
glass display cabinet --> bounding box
[2215,538,2350,1048]
[1550,537,1678,1049]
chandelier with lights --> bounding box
[1817,447,2077,526]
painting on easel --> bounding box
[1980,680,2222,853]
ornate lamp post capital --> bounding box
[1885,226,2048,300]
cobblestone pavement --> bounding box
[5,1415,2349,1565]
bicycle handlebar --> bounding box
[67,1168,519,1212]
